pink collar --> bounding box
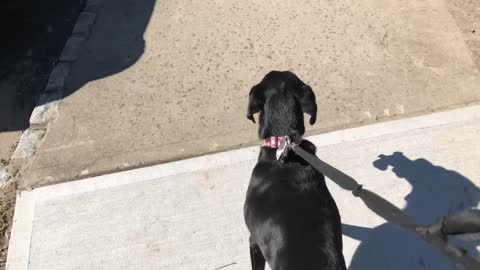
[262,136,287,149]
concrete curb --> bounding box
[0,165,11,188]
[3,0,98,187]
[11,129,46,161]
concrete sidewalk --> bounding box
[7,105,480,270]
[16,0,480,188]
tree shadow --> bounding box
[0,0,85,132]
[63,0,155,97]
[343,152,480,270]
[0,0,155,132]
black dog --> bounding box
[244,71,346,270]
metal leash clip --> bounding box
[276,136,292,161]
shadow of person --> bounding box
[344,152,480,270]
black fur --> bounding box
[244,71,346,270]
[247,71,317,138]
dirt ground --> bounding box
[0,0,84,268]
[448,0,480,68]
[0,183,16,269]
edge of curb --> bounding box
[1,0,99,188]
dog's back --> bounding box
[245,142,345,270]
[243,71,346,270]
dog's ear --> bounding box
[294,84,317,125]
[246,83,265,123]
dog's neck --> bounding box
[262,136,287,149]
[259,137,317,164]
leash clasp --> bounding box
[276,136,295,161]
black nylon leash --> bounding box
[289,143,480,270]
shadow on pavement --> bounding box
[343,152,480,270]
[0,0,85,132]
[63,0,155,97]
[0,0,155,133]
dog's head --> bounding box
[247,71,317,139]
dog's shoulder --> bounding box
[249,159,325,194]
[298,139,316,155]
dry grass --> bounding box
[0,183,17,270]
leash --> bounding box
[282,139,480,270]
